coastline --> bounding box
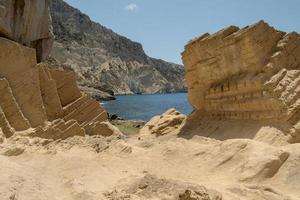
[101,93,192,121]
[112,90,188,98]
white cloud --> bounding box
[124,4,138,12]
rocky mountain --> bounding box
[48,0,186,95]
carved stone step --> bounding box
[0,107,14,137]
[0,78,30,131]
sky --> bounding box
[65,0,300,64]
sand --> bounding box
[0,128,299,200]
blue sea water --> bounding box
[101,93,193,121]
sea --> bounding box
[101,93,193,121]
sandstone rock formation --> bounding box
[2,1,300,199]
[48,0,186,95]
[0,0,118,140]
[0,37,47,128]
[182,21,300,143]
[140,108,186,136]
[0,0,54,62]
[32,63,112,139]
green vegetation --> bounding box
[111,120,145,136]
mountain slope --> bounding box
[49,0,186,95]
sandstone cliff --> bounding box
[0,0,54,62]
[49,0,186,95]
[0,0,118,141]
[182,21,300,144]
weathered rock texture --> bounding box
[0,0,54,61]
[48,0,186,95]
[0,37,47,127]
[182,21,300,143]
[32,63,111,139]
[140,108,186,136]
[0,0,116,140]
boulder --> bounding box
[140,108,186,136]
[0,0,54,61]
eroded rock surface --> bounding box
[0,0,118,141]
[182,21,300,143]
[140,108,186,136]
[0,37,47,127]
[0,0,54,61]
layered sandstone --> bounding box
[31,63,111,139]
[0,37,47,127]
[0,40,111,139]
[0,0,116,140]
[182,21,300,142]
[0,0,54,61]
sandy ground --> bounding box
[1,129,300,200]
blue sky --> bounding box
[65,0,300,64]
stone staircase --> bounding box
[0,0,115,141]
[0,40,109,140]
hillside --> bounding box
[49,0,186,95]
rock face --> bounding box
[0,0,54,62]
[0,37,47,127]
[0,0,118,140]
[48,0,186,95]
[33,64,111,139]
[182,21,300,143]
